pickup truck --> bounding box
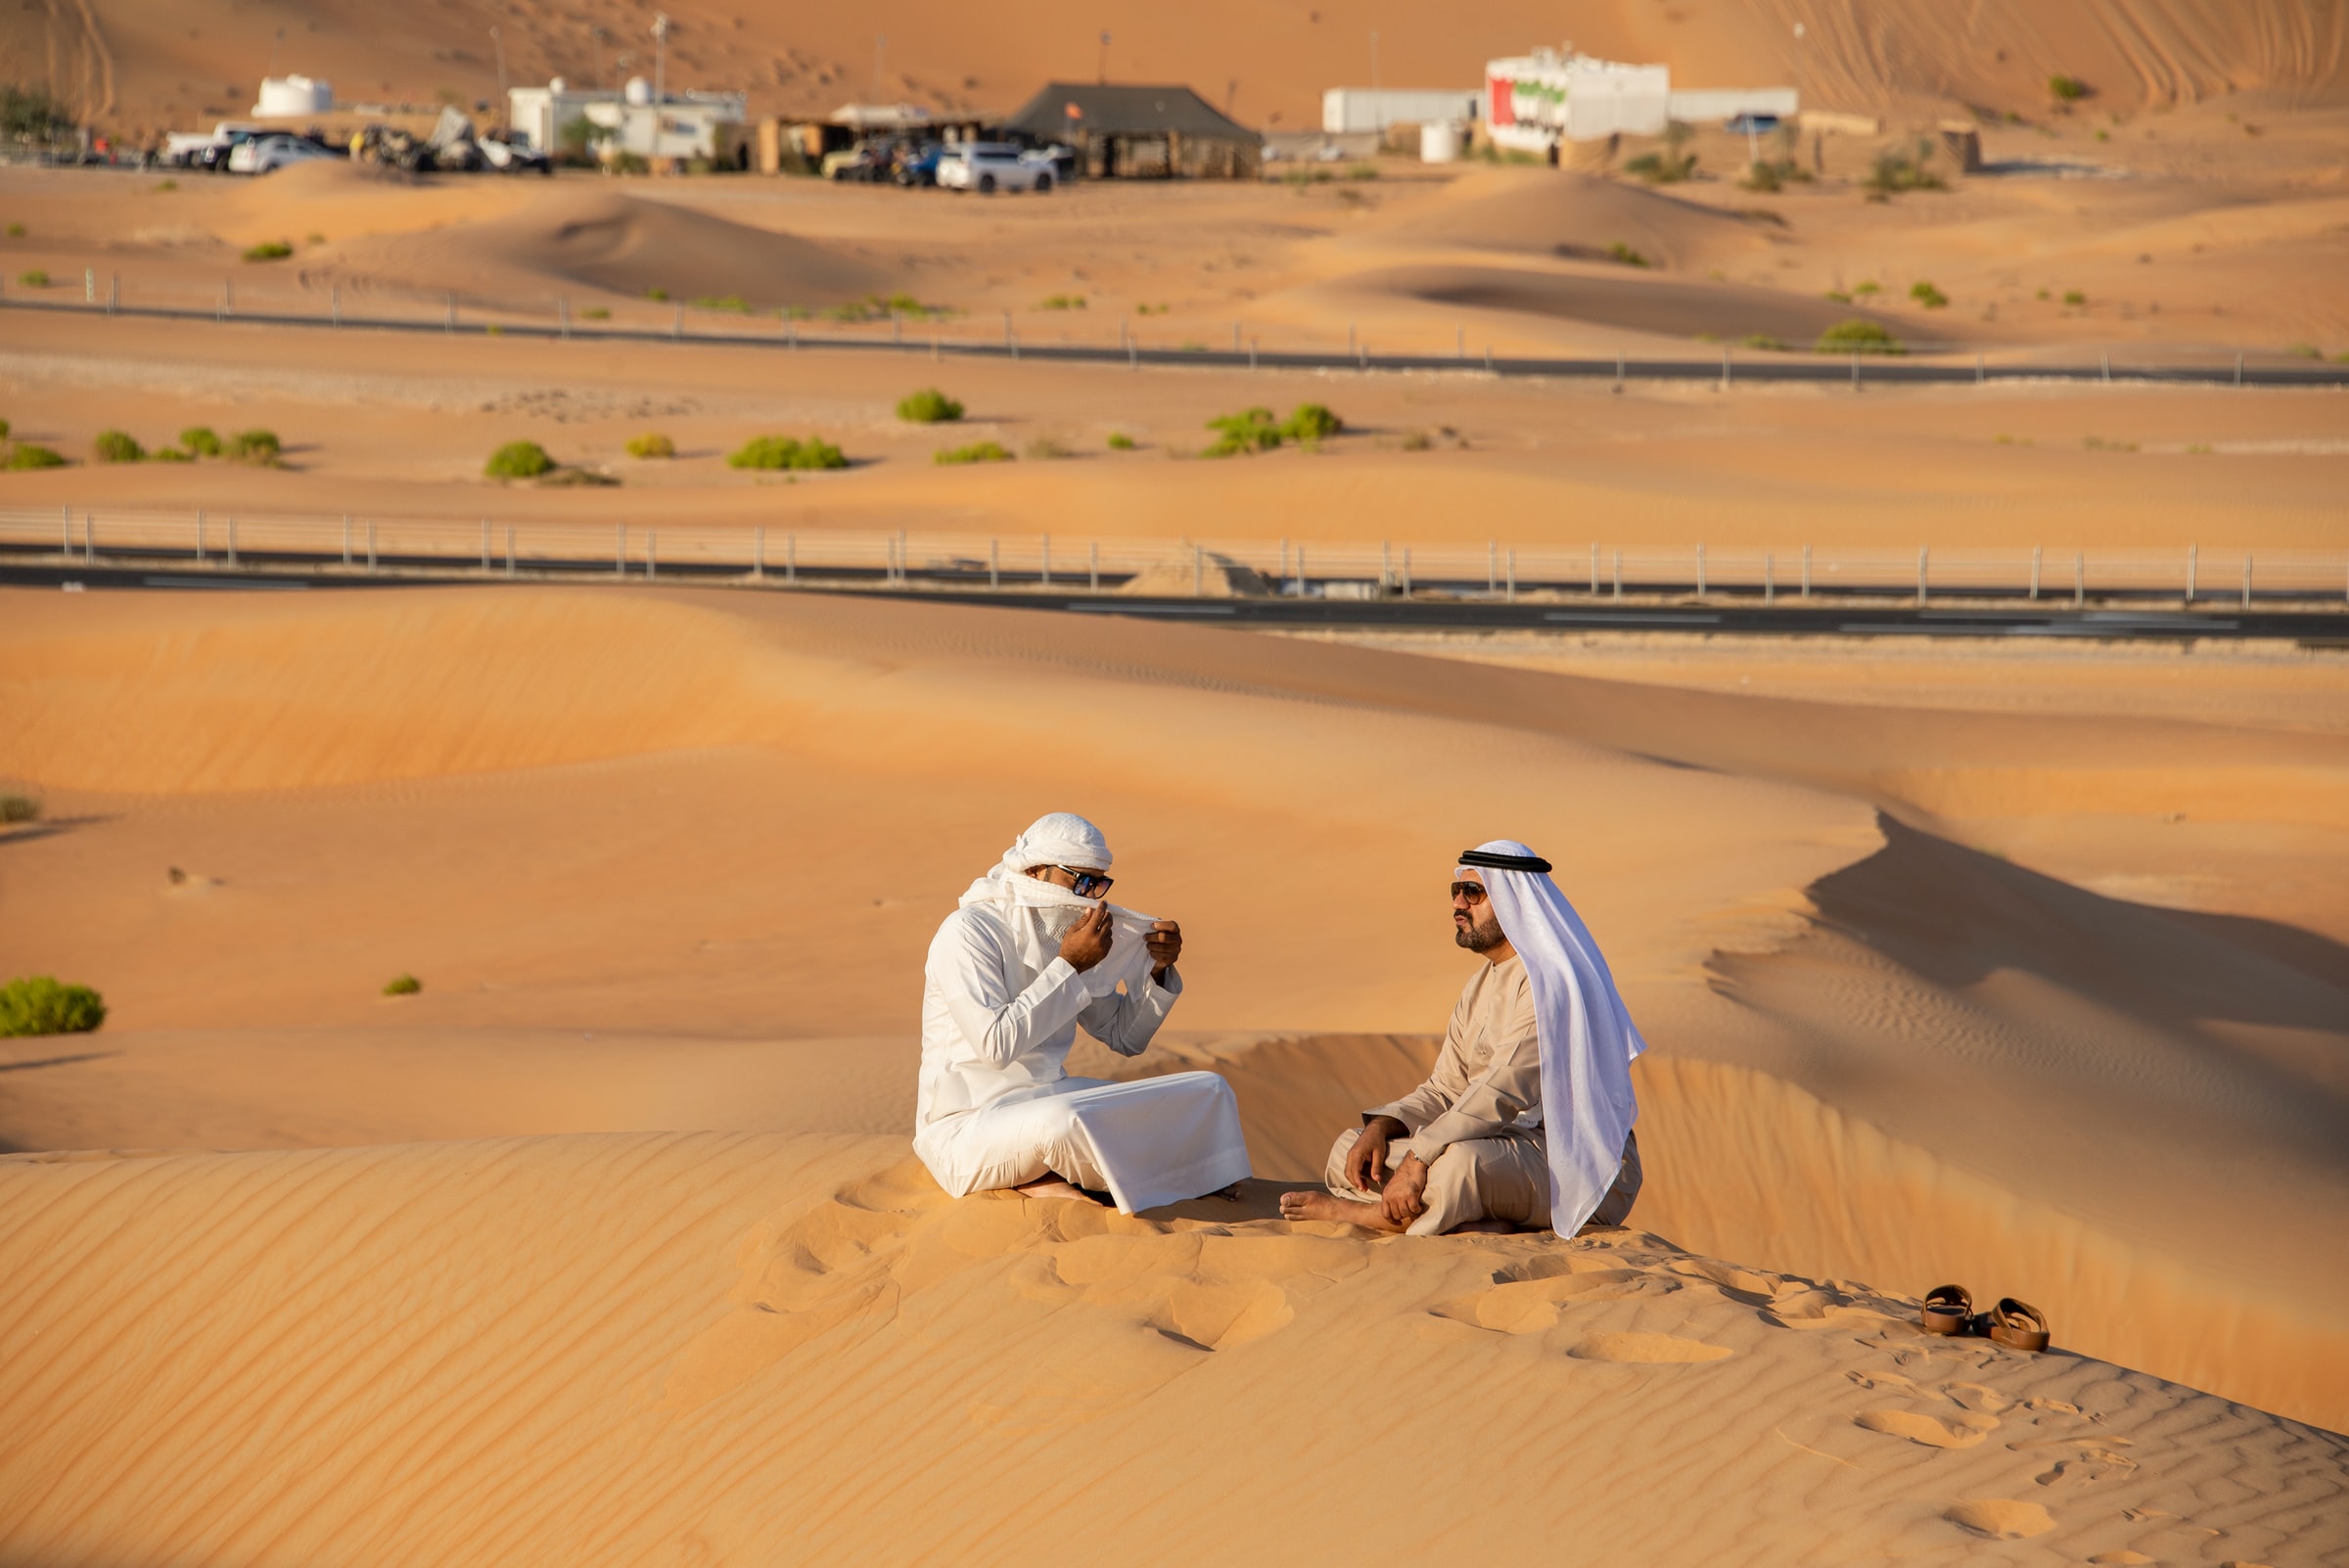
[937,142,1053,194]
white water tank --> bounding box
[1420,120,1464,162]
[548,76,568,94]
[252,73,333,117]
[623,75,653,106]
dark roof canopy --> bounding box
[1000,83,1253,139]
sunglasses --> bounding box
[1053,865,1116,899]
[1449,882,1489,904]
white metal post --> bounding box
[227,516,237,568]
[1613,549,1623,600]
[1696,542,1707,597]
[1089,540,1099,592]
[1402,548,1411,596]
[343,513,351,565]
[1917,546,1928,606]
[2030,545,2042,600]
[648,531,658,578]
[368,522,377,573]
[1765,551,1774,605]
[2187,544,2196,604]
[1041,534,1051,588]
[1507,548,1517,602]
[196,508,206,563]
[481,519,490,573]
[990,538,998,589]
[446,292,455,334]
[754,526,764,579]
[2241,554,2252,609]
[616,525,625,577]
[1801,543,1812,598]
[333,285,341,327]
[2074,551,2085,608]
[506,527,516,578]
[1193,545,1203,598]
[786,534,797,585]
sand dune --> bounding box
[1369,263,1926,348]
[2,1130,2343,1567]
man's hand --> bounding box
[1145,919,1182,983]
[1059,904,1114,972]
[1346,1115,1407,1194]
[1381,1153,1430,1229]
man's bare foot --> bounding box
[1277,1189,1406,1232]
[1013,1176,1097,1203]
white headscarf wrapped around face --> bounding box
[959,812,1150,992]
[1465,838,1646,1238]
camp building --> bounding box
[999,83,1257,179]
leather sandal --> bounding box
[1920,1283,1972,1336]
[1987,1297,2050,1353]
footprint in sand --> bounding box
[1944,1498,2056,1539]
[1566,1331,1732,1363]
[1856,1408,1997,1448]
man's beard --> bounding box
[1455,914,1505,952]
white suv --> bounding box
[938,143,1052,195]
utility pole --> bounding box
[1098,30,1111,85]
[652,12,669,108]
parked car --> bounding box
[1022,143,1078,183]
[477,136,552,175]
[938,142,1053,195]
[822,142,886,182]
[165,121,265,171]
[229,134,339,175]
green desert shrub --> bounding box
[1039,293,1086,310]
[644,286,668,301]
[242,240,294,261]
[1910,280,1949,308]
[625,432,676,459]
[484,439,554,480]
[1106,432,1136,450]
[0,975,106,1037]
[1740,334,1788,351]
[149,445,193,462]
[180,425,221,456]
[0,793,38,823]
[1606,242,1649,267]
[1281,402,1343,441]
[935,440,1012,465]
[5,442,65,469]
[694,294,750,313]
[1816,319,1904,355]
[1024,436,1073,460]
[897,388,964,423]
[728,435,847,470]
[581,306,611,320]
[228,429,282,465]
[2049,74,2090,103]
[0,418,10,439]
[1865,141,1945,195]
[93,429,144,463]
[2062,290,2087,305]
[383,974,422,996]
[1203,406,1282,457]
[16,268,48,287]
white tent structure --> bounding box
[1484,48,1795,152]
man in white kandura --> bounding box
[913,811,1252,1214]
[1279,841,1644,1236]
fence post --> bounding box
[1487,540,1497,594]
[2186,544,2195,604]
[1402,547,1411,596]
[2073,551,2085,608]
[1801,543,1812,599]
[197,508,206,563]
[1976,351,1984,386]
[1193,544,1203,598]
[893,309,901,346]
[342,513,351,566]
[1297,545,1308,596]
[480,519,489,572]
[1248,338,1258,370]
[754,526,764,579]
[1589,542,1598,594]
[1917,545,1928,607]
[1696,542,1707,597]
[1381,540,1391,589]
[2101,351,2111,385]
[1720,346,1730,392]
[1041,534,1051,588]
[2030,545,2042,600]
[1089,540,1099,592]
[990,538,999,589]
[1852,351,1860,391]
[446,292,455,334]
[648,531,658,578]
[2241,554,2251,609]
[1615,351,1625,392]
[228,516,238,568]
[83,266,93,302]
[83,511,94,564]
[1612,549,1623,600]
[108,274,117,316]
[786,533,797,585]
[506,527,516,578]
[789,318,798,350]
[672,305,682,342]
[616,524,625,577]
[333,285,341,327]
[368,521,377,573]
[1765,551,1775,605]
[898,529,909,585]
[2234,351,2243,388]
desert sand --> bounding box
[4,2,2349,1561]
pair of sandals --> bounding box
[1920,1284,2050,1353]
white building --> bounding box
[252,74,333,118]
[506,77,747,161]
[1484,48,1794,151]
[1321,88,1481,134]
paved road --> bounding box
[9,296,2347,389]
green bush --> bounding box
[243,240,294,262]
[728,435,848,470]
[694,294,750,312]
[5,443,65,469]
[1204,406,1283,457]
[228,429,282,464]
[1821,289,1852,304]
[4,223,23,237]
[1106,432,1136,450]
[2062,289,2087,305]
[625,432,675,459]
[935,440,1012,465]
[1865,141,1946,195]
[180,425,221,456]
[1816,319,1904,355]
[149,446,192,462]
[0,794,38,823]
[484,439,554,480]
[1606,242,1649,268]
[16,268,47,287]
[1039,293,1086,310]
[1623,151,1696,185]
[645,286,668,301]
[0,418,10,439]
[581,306,611,320]
[1910,280,1950,308]
[0,975,106,1038]
[1281,402,1343,441]
[1025,436,1073,460]
[383,974,422,996]
[1740,334,1788,351]
[897,388,964,423]
[94,429,144,463]
[2049,75,2090,102]
[1853,280,1881,297]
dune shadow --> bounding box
[0,1050,119,1074]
